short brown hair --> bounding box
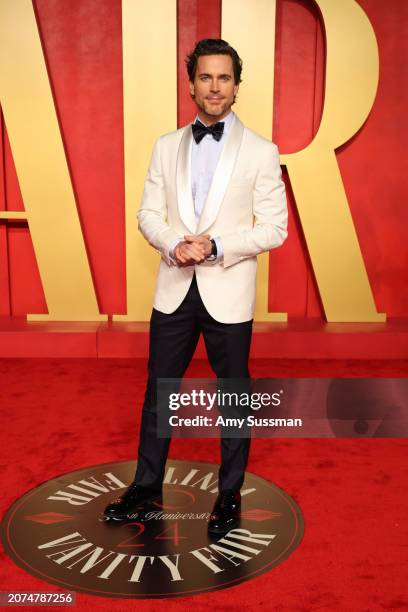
[185,38,243,84]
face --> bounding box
[189,54,239,124]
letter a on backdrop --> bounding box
[0,0,106,321]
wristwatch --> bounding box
[206,238,217,261]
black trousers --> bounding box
[134,273,253,493]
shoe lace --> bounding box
[219,491,237,508]
[118,482,140,500]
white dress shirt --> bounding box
[171,111,235,263]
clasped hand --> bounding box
[174,234,212,266]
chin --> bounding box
[204,106,225,116]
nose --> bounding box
[210,79,220,92]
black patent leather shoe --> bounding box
[103,482,162,521]
[208,490,241,534]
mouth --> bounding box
[207,97,224,102]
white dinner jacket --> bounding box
[137,115,288,323]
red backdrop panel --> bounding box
[0,0,407,319]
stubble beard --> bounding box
[196,97,233,121]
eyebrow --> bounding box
[198,73,232,78]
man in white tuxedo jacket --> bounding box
[104,39,288,533]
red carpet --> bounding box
[0,358,407,611]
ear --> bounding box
[233,83,239,97]
[189,82,195,97]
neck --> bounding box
[197,109,231,126]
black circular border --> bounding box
[1,459,304,599]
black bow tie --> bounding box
[191,120,225,144]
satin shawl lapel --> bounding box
[176,125,197,233]
[197,115,244,234]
